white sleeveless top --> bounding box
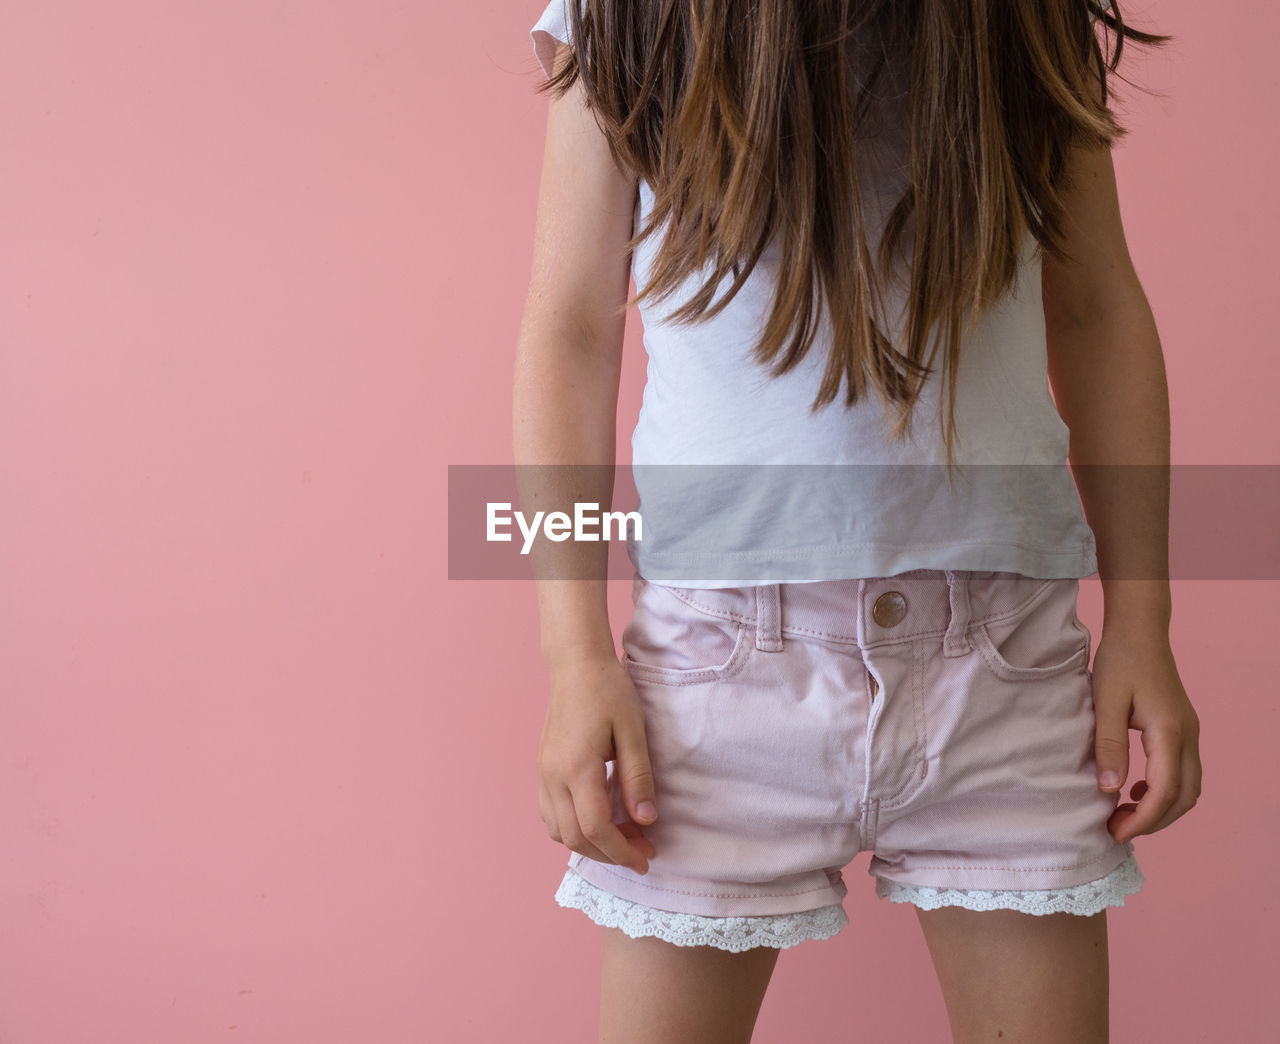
[530,1,1105,586]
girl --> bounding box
[515,2,1202,1041]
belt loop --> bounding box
[942,570,973,656]
[754,584,784,652]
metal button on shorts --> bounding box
[872,590,908,627]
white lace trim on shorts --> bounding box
[555,843,1142,953]
[876,842,1143,915]
[554,869,849,953]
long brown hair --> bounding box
[535,1,1171,472]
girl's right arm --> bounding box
[514,41,656,875]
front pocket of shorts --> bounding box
[620,584,754,686]
[971,579,1090,682]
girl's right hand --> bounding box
[537,651,658,875]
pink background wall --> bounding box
[1,1,1273,1040]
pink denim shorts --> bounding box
[555,569,1143,952]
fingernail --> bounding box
[1099,771,1120,789]
[637,801,657,821]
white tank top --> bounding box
[530,1,1102,586]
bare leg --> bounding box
[914,906,1109,1043]
[598,926,782,1044]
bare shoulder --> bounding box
[526,41,639,343]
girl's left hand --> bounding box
[1091,629,1202,845]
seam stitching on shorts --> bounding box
[663,579,1068,647]
[892,847,1122,874]
[878,640,931,810]
[582,861,842,901]
[622,624,753,685]
[971,618,1090,682]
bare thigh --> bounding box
[914,906,1109,1044]
[599,926,781,1044]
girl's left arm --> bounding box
[1042,139,1202,847]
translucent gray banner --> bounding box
[448,464,1280,581]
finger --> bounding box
[1185,731,1203,804]
[1112,724,1182,844]
[538,781,559,841]
[551,785,615,866]
[612,717,659,826]
[1093,688,1132,793]
[571,770,651,874]
[1107,773,1137,834]
[1107,779,1144,839]
[1145,738,1204,836]
[616,819,657,860]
